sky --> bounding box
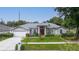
[0,7,58,22]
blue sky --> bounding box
[0,7,58,22]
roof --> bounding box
[0,24,13,32]
[20,23,61,29]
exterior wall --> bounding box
[54,28,67,35]
[46,28,56,35]
[11,26,67,36]
[46,28,67,35]
[30,28,38,35]
[37,27,40,35]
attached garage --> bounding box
[13,32,26,37]
[11,27,29,37]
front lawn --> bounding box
[19,43,79,51]
[22,35,64,42]
[0,33,13,41]
[19,35,79,51]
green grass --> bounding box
[22,35,64,42]
[20,44,79,51]
[20,34,79,51]
[0,36,9,41]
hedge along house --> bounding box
[0,24,12,34]
[12,23,67,37]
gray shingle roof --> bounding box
[0,24,12,32]
[20,23,61,29]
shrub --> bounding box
[15,44,26,50]
[20,44,26,50]
[61,31,75,40]
[30,33,38,37]
[26,33,30,37]
[45,34,62,37]
[64,37,75,40]
[15,44,18,50]
[62,32,75,37]
[0,33,13,41]
[33,32,38,36]
[0,33,13,37]
[45,34,55,37]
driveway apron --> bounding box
[0,37,23,51]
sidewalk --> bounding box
[22,42,79,44]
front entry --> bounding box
[40,26,44,35]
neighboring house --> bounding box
[12,23,67,37]
[0,24,12,34]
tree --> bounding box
[47,16,64,26]
[15,20,27,26]
[6,21,16,27]
[0,18,5,25]
[63,17,76,30]
[6,20,27,27]
[55,7,79,39]
[33,21,39,23]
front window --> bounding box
[47,28,51,35]
[60,29,62,34]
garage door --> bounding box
[13,32,27,37]
[11,27,30,37]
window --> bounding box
[60,29,62,34]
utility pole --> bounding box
[19,11,20,20]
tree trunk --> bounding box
[76,26,79,40]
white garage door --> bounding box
[13,32,27,37]
[11,27,30,37]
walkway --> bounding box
[22,42,79,44]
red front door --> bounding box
[40,26,44,35]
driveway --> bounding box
[0,37,23,51]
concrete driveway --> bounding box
[0,37,23,51]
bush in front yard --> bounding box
[20,44,26,50]
[45,34,55,37]
[15,44,26,50]
[61,31,75,40]
[62,31,75,37]
[0,33,13,37]
[0,33,14,41]
[32,33,38,37]
[26,33,30,37]
[15,44,18,50]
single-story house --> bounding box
[12,23,67,37]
